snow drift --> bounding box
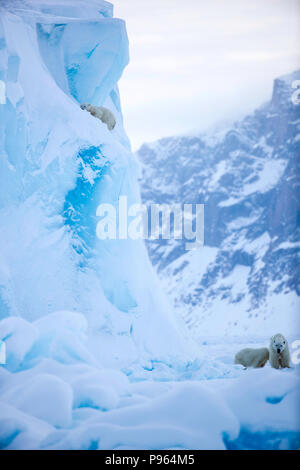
[0,0,299,450]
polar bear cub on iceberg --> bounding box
[234,347,269,369]
[269,333,290,369]
[80,103,116,130]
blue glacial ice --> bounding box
[0,0,190,365]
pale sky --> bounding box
[113,0,300,150]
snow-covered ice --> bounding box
[0,0,299,450]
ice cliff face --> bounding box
[138,71,300,337]
[0,0,192,368]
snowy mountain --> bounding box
[138,70,300,337]
[0,1,299,451]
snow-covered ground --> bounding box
[0,0,299,450]
[1,317,299,450]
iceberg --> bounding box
[0,0,192,368]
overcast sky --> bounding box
[113,0,300,150]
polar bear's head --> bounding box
[270,334,288,354]
[80,103,94,113]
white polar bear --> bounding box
[269,333,291,369]
[80,103,116,131]
[234,347,269,368]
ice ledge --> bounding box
[0,0,114,20]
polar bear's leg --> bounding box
[257,357,268,368]
[270,354,280,369]
[80,103,93,112]
[282,347,291,368]
[257,348,269,368]
[106,118,115,131]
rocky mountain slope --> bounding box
[137,70,300,336]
